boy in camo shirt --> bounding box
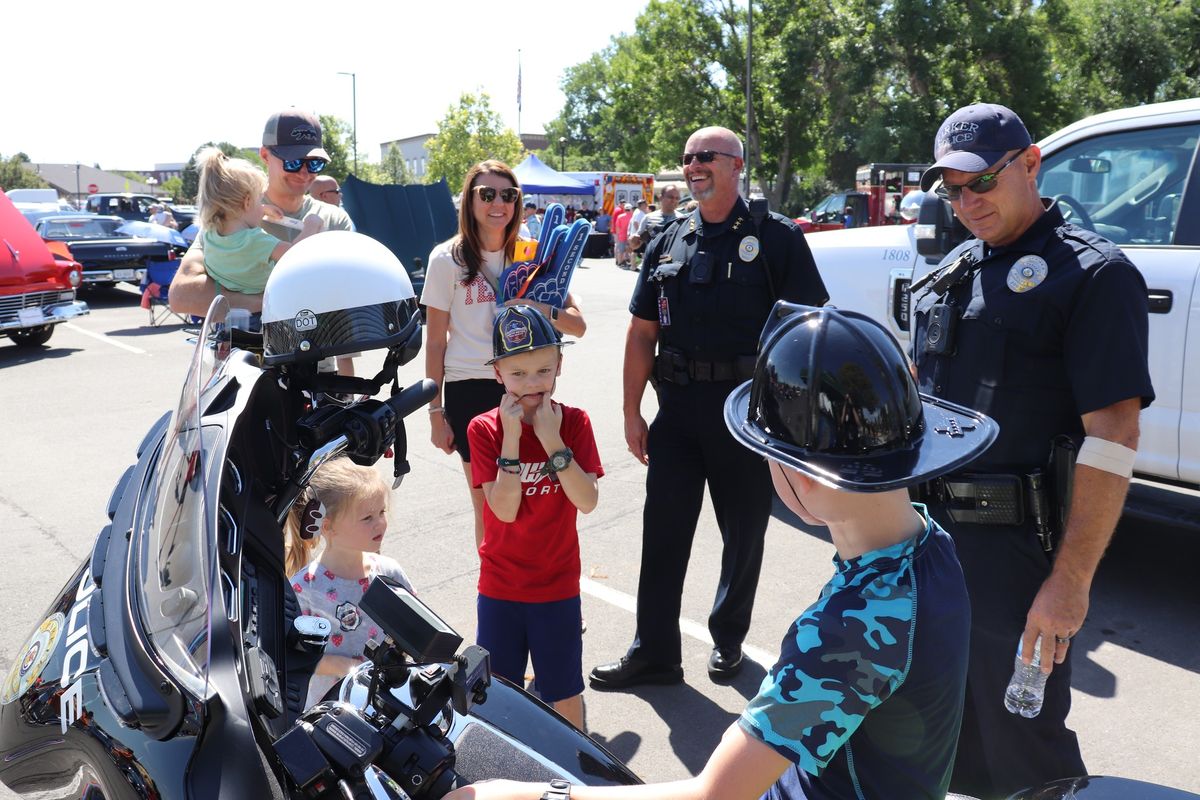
[446,304,997,800]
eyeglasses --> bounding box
[680,150,740,166]
[320,189,342,196]
[935,147,1027,201]
[280,157,328,174]
[472,186,521,204]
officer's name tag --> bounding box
[738,236,760,262]
[1007,255,1048,293]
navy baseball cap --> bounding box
[263,108,330,161]
[920,103,1033,191]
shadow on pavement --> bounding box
[1071,512,1200,696]
[77,286,141,309]
[0,343,83,366]
[593,661,769,775]
[105,323,190,338]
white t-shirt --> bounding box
[291,553,414,709]
[419,239,505,382]
[630,209,647,233]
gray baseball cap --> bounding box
[263,109,330,161]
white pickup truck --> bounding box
[806,98,1200,500]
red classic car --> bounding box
[0,188,88,347]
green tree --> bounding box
[319,115,354,181]
[0,155,49,191]
[161,176,183,201]
[425,92,524,189]
[380,144,415,184]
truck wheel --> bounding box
[9,325,55,347]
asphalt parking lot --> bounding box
[1,261,1198,797]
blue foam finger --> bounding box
[537,203,565,261]
[525,218,592,308]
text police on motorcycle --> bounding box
[589,126,828,690]
[911,103,1154,798]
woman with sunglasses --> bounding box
[421,160,587,550]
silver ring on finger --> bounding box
[1054,634,1073,644]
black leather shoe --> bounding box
[708,646,744,680]
[589,657,683,690]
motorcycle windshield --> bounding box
[134,298,232,696]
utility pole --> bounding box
[744,0,754,197]
[338,71,358,174]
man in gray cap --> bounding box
[170,108,353,318]
[911,102,1153,797]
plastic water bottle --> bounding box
[1004,636,1049,718]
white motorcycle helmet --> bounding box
[262,231,421,367]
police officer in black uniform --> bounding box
[911,103,1154,798]
[590,126,828,689]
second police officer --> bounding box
[911,103,1154,798]
[590,126,828,689]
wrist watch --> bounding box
[540,779,571,800]
[550,306,560,322]
[546,448,574,473]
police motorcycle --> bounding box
[0,232,638,800]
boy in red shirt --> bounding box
[468,305,602,729]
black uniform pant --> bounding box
[925,502,1087,798]
[629,381,772,666]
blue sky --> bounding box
[4,0,652,169]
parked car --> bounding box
[35,214,173,287]
[0,192,88,348]
[82,193,196,229]
[805,97,1200,510]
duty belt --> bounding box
[915,470,1057,551]
[654,351,756,385]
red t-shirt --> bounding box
[468,404,604,602]
[613,210,631,242]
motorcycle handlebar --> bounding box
[384,379,438,421]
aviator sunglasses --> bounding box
[680,150,740,166]
[935,147,1028,201]
[472,185,521,204]
[280,157,329,174]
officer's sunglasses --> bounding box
[680,150,740,166]
[935,147,1028,201]
[472,186,521,204]
[279,157,329,174]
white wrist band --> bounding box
[1076,436,1137,478]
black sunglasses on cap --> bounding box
[680,150,740,166]
[280,157,328,174]
[472,186,521,204]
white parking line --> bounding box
[581,576,776,668]
[62,323,147,355]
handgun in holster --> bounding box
[1049,435,1078,544]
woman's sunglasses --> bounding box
[935,147,1027,201]
[281,158,329,174]
[473,186,521,204]
[679,150,740,166]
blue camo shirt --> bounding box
[741,510,970,800]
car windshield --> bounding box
[40,217,124,239]
[134,299,231,696]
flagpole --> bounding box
[517,49,523,137]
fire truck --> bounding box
[796,162,929,232]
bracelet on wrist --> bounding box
[427,406,445,415]
[498,465,521,475]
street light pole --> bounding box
[559,137,567,171]
[338,71,358,174]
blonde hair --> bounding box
[195,147,267,231]
[284,458,390,576]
